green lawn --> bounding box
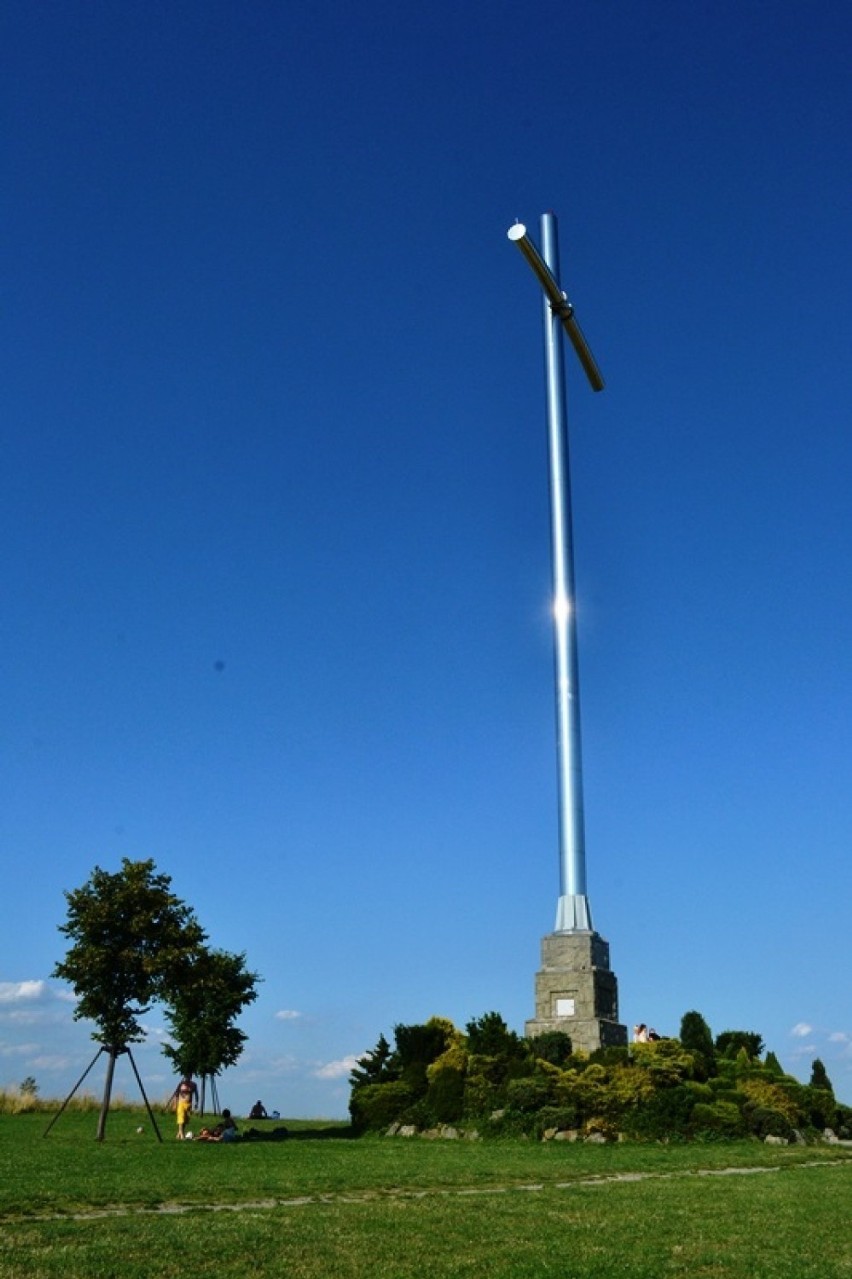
[1,1113,850,1277]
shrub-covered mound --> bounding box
[348,1011,851,1143]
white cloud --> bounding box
[29,1054,76,1072]
[0,1041,40,1057]
[828,1032,849,1044]
[313,1055,359,1080]
[790,1022,812,1038]
[0,1010,49,1027]
[0,981,48,1005]
[139,1022,171,1045]
[275,1010,302,1021]
[238,1055,301,1082]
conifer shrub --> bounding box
[691,1100,747,1138]
[745,1106,794,1141]
[715,1030,764,1060]
[589,1045,631,1068]
[505,1075,555,1114]
[423,1064,465,1125]
[349,1081,416,1133]
[527,1030,573,1066]
[533,1104,579,1138]
[620,1084,696,1140]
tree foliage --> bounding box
[162,946,260,1080]
[348,1008,852,1142]
[715,1030,765,1060]
[809,1058,834,1094]
[53,858,206,1049]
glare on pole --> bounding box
[508,213,604,933]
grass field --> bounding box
[1,1112,850,1277]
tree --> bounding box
[527,1030,573,1066]
[53,858,206,1139]
[349,1033,395,1091]
[715,1030,764,1060]
[809,1058,834,1094]
[678,1011,716,1077]
[162,946,260,1105]
[465,1011,525,1059]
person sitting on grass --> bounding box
[196,1115,240,1143]
[249,1100,268,1119]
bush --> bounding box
[527,1031,573,1066]
[424,1065,465,1125]
[589,1045,631,1068]
[621,1086,696,1140]
[534,1105,579,1138]
[349,1081,416,1133]
[746,1106,793,1141]
[715,1030,764,1060]
[691,1101,747,1138]
[506,1076,555,1114]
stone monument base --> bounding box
[525,931,627,1054]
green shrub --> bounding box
[349,1081,415,1133]
[715,1030,764,1060]
[526,1031,572,1066]
[505,1076,555,1114]
[745,1106,793,1141]
[589,1045,631,1068]
[424,1065,465,1125]
[534,1104,579,1138]
[620,1085,696,1140]
[679,1011,715,1075]
[684,1081,714,1103]
[691,1101,747,1138]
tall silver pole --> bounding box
[508,213,604,933]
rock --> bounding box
[764,1134,787,1145]
[440,1126,460,1140]
[553,1129,580,1142]
[584,1131,607,1144]
[823,1128,839,1144]
[790,1129,807,1146]
[490,1109,506,1122]
[542,1127,557,1142]
[385,1123,400,1137]
[398,1124,417,1138]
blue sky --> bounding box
[2,1,851,1118]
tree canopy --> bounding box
[53,858,206,1050]
[162,946,260,1080]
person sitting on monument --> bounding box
[647,1027,661,1041]
[633,1023,648,1043]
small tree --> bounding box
[809,1058,834,1094]
[53,858,206,1140]
[465,1011,526,1059]
[679,1010,715,1075]
[349,1033,395,1090]
[715,1030,764,1060]
[162,946,259,1106]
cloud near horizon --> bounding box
[0,981,48,1004]
[274,1010,302,1021]
[313,1055,359,1080]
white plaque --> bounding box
[555,998,575,1017]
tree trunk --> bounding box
[96,1048,119,1141]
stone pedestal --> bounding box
[525,932,627,1053]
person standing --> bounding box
[172,1077,198,1140]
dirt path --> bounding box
[8,1156,850,1223]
